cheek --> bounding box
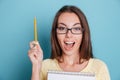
[57,35,64,46]
[76,35,83,45]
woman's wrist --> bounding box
[31,63,42,80]
[32,62,42,71]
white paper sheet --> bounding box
[47,71,96,80]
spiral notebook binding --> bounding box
[47,70,95,77]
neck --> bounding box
[61,53,79,65]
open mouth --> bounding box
[64,41,75,50]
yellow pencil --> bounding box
[34,16,38,41]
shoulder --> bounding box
[42,59,56,65]
[41,59,57,80]
[42,59,58,69]
[42,59,54,63]
[89,58,110,79]
[88,58,109,71]
[90,58,107,66]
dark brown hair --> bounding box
[51,5,93,63]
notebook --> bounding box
[47,70,96,80]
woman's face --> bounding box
[57,12,83,56]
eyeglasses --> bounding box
[56,27,84,34]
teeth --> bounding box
[65,42,74,44]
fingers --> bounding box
[28,49,40,59]
[28,49,36,60]
[29,41,42,52]
[30,41,39,49]
[28,41,43,62]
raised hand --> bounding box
[28,41,43,68]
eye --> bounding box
[73,27,81,31]
[57,27,66,31]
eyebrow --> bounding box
[58,23,81,27]
[58,23,67,26]
[73,23,81,26]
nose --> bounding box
[66,29,73,38]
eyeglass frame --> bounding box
[56,27,84,34]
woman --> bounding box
[28,5,110,80]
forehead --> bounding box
[58,12,80,24]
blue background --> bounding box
[0,0,120,80]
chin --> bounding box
[63,51,74,56]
